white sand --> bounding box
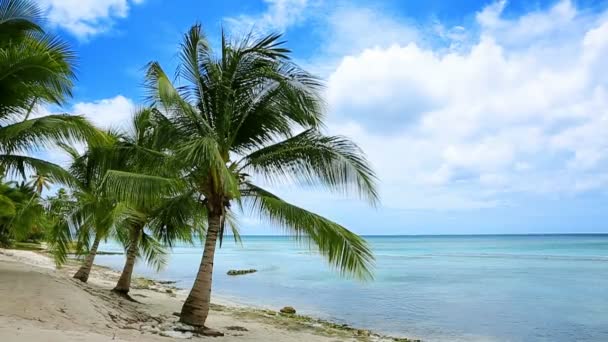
[0,249,407,342]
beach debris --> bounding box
[226,269,257,276]
[225,325,249,331]
[140,325,159,334]
[200,328,225,337]
[121,324,138,330]
[159,330,193,339]
[173,322,197,332]
[279,306,296,315]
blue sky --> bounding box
[36,0,608,235]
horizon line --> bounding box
[229,233,608,237]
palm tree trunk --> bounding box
[73,234,101,282]
[113,225,141,294]
[179,212,221,327]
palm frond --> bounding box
[221,209,241,246]
[0,0,43,40]
[0,32,75,113]
[176,23,211,102]
[175,137,239,198]
[148,191,205,247]
[243,183,374,280]
[46,217,73,266]
[239,129,379,204]
[0,115,105,154]
[0,154,77,186]
[102,170,185,207]
[139,231,167,272]
[144,62,214,137]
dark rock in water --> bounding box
[226,269,257,276]
[279,306,296,314]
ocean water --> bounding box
[95,235,608,342]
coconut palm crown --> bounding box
[106,24,379,329]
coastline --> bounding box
[0,248,418,342]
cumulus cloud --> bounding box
[71,95,136,130]
[324,0,608,209]
[34,95,136,167]
[321,7,418,58]
[38,0,144,38]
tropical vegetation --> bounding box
[0,0,103,186]
[0,0,102,247]
[0,0,379,334]
[0,180,47,246]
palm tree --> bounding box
[47,117,201,287]
[108,25,379,331]
[111,193,205,295]
[0,0,103,185]
[54,140,124,282]
[110,109,206,295]
[45,187,74,262]
[29,173,51,195]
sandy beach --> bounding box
[0,249,414,342]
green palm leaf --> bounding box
[239,129,379,204]
[243,182,374,280]
[0,154,76,186]
[103,170,186,207]
[0,115,106,154]
[0,0,42,42]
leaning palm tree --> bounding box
[110,109,206,295]
[0,0,103,185]
[111,194,205,295]
[108,25,378,331]
[53,140,124,282]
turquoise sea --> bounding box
[95,235,608,342]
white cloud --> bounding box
[35,95,136,167]
[225,0,311,34]
[72,95,135,130]
[321,7,418,58]
[38,0,144,38]
[323,0,608,209]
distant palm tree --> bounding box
[29,173,51,195]
[0,0,103,185]
[108,25,378,331]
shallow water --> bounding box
[95,235,608,341]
